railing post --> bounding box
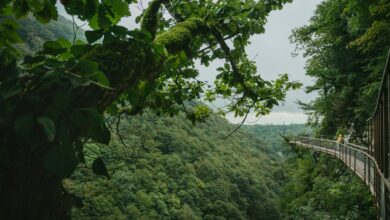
[364,154,367,183]
[339,142,341,159]
[345,146,347,163]
[383,85,389,178]
[368,157,371,186]
[354,149,356,172]
[349,147,352,167]
[325,140,328,153]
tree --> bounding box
[291,0,390,139]
[0,0,299,219]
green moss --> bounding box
[154,18,207,53]
[90,40,147,86]
[141,0,167,38]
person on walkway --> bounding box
[337,134,345,144]
[337,134,344,156]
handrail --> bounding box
[291,136,389,219]
[367,49,390,121]
[346,142,369,151]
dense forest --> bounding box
[67,112,284,219]
[279,150,375,219]
[0,0,385,219]
[291,0,390,140]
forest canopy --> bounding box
[0,0,383,219]
[0,0,302,219]
[291,0,390,140]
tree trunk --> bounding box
[0,151,73,220]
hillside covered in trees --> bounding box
[67,112,284,219]
[0,0,384,219]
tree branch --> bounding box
[223,103,255,139]
[209,27,258,101]
[141,0,169,38]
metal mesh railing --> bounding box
[291,136,390,219]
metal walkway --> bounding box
[290,137,379,200]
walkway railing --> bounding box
[290,136,388,218]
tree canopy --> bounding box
[291,0,390,139]
[0,0,301,219]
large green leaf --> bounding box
[97,5,111,30]
[41,40,67,55]
[77,59,99,74]
[34,2,58,23]
[85,0,98,19]
[91,71,110,88]
[43,143,78,178]
[86,109,111,145]
[109,0,130,17]
[85,29,103,44]
[37,117,56,142]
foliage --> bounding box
[291,0,390,139]
[66,111,284,220]
[279,149,376,219]
[0,0,302,218]
[244,124,312,154]
[0,14,85,54]
[0,0,378,219]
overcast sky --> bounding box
[200,0,322,124]
[59,0,321,125]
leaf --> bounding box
[97,5,111,30]
[179,51,188,61]
[13,0,29,18]
[77,59,99,74]
[28,0,44,12]
[86,109,111,145]
[85,29,103,44]
[1,19,22,43]
[85,0,98,19]
[92,157,110,178]
[42,41,66,55]
[88,14,99,30]
[13,113,34,139]
[37,117,56,142]
[34,2,58,23]
[90,71,110,87]
[43,143,78,178]
[70,45,85,57]
[110,25,128,37]
[110,0,130,17]
[57,38,72,48]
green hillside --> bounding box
[244,124,312,153]
[66,112,284,219]
[0,14,84,54]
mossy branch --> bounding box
[141,0,169,38]
[154,17,207,54]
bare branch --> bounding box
[223,103,255,139]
